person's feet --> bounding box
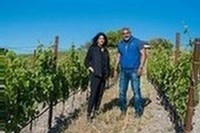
[92,110,100,118]
[88,110,100,119]
[134,111,142,118]
[86,110,100,123]
[134,108,143,118]
[86,114,92,123]
[118,111,126,120]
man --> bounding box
[115,27,146,118]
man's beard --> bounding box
[123,36,131,42]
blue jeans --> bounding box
[119,69,142,112]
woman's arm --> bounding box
[85,48,94,72]
[107,49,111,77]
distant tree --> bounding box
[149,38,173,50]
[106,30,122,48]
[80,30,122,49]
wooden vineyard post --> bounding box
[193,39,200,106]
[184,38,200,133]
[174,32,180,64]
[48,36,59,130]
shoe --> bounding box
[118,111,126,120]
[92,110,100,118]
[86,114,92,123]
[134,110,143,118]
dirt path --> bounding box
[64,74,175,133]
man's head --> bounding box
[121,27,132,41]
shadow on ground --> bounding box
[47,104,85,133]
[101,97,152,115]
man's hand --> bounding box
[114,70,118,78]
[88,67,94,73]
[137,67,143,76]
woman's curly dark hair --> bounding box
[90,32,108,48]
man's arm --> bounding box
[139,48,147,69]
[138,48,147,76]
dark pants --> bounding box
[87,74,106,116]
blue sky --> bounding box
[0,0,200,53]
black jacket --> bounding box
[85,46,110,78]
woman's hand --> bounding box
[88,67,94,73]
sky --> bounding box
[0,0,200,53]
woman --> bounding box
[85,32,110,121]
